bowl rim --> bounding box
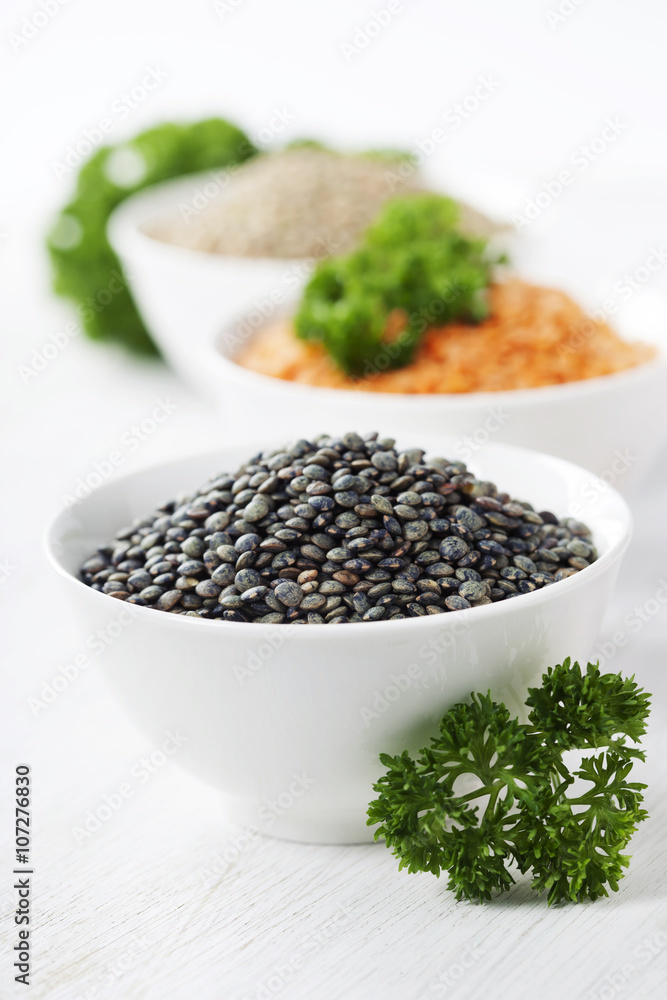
[108,170,667,409]
[212,301,667,410]
[108,170,333,269]
[107,165,513,270]
[44,437,633,637]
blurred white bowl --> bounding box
[107,166,511,391]
[109,175,667,492]
[204,302,667,495]
[45,436,631,844]
[108,171,310,383]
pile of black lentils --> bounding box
[80,432,597,625]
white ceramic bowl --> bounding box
[108,172,310,387]
[108,167,511,391]
[205,300,667,494]
[108,176,667,491]
[45,436,631,844]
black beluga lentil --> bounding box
[79,432,598,624]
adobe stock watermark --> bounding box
[360,617,545,735]
[60,396,178,508]
[71,731,189,845]
[52,67,168,179]
[559,245,667,358]
[360,617,472,724]
[18,268,131,385]
[0,557,17,584]
[239,900,354,1000]
[198,772,316,887]
[221,236,338,356]
[584,929,667,1000]
[249,107,296,149]
[417,941,485,998]
[360,663,425,725]
[70,931,159,1000]
[27,604,140,717]
[453,407,510,461]
[178,108,295,223]
[610,245,667,301]
[568,449,637,518]
[348,276,483,382]
[404,276,483,336]
[340,1,402,63]
[512,117,628,229]
[212,0,248,19]
[233,623,298,684]
[545,0,589,30]
[18,320,81,384]
[385,75,502,191]
[7,0,72,53]
[590,580,667,672]
[178,168,234,223]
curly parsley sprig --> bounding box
[47,118,256,354]
[294,193,505,377]
[368,659,650,904]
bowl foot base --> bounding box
[219,792,377,845]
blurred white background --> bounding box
[2,3,667,999]
[4,0,667,462]
[5,0,667,401]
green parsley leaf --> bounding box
[47,118,256,354]
[294,193,504,377]
[368,660,651,904]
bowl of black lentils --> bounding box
[46,432,631,843]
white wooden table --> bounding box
[2,316,667,1000]
[3,0,667,986]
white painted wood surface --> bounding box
[3,334,667,1000]
[3,2,667,991]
